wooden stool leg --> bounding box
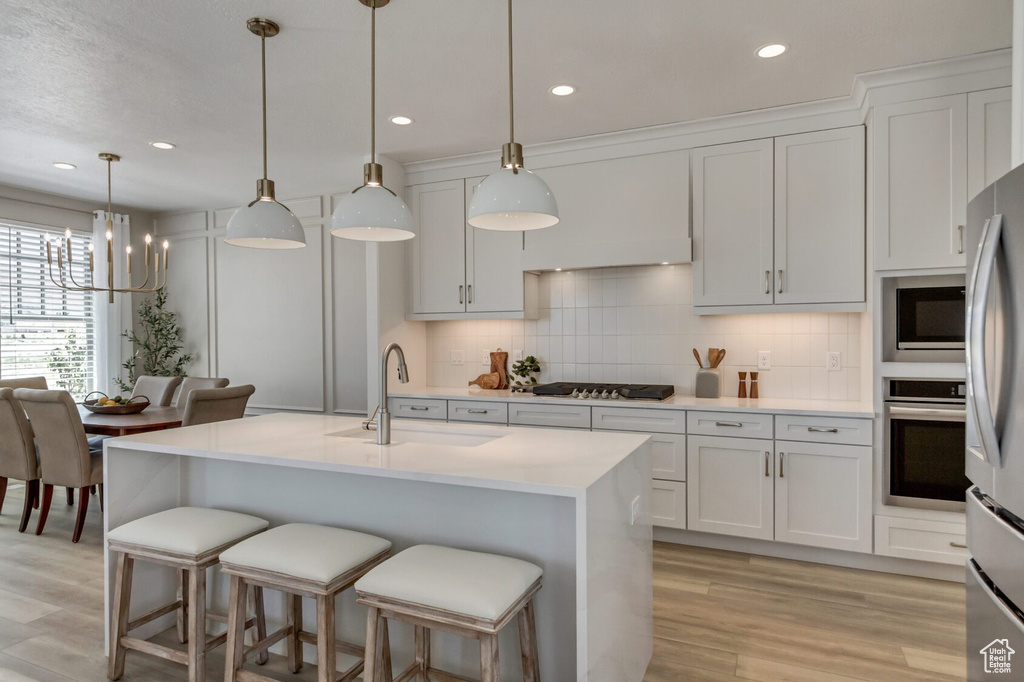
[286,593,303,673]
[65,487,74,506]
[18,480,37,533]
[177,569,189,644]
[72,486,90,543]
[315,594,336,682]
[35,484,53,535]
[378,617,393,681]
[108,553,134,680]
[250,585,268,665]
[223,575,248,681]
[363,607,380,682]
[415,626,431,678]
[480,632,500,682]
[518,599,539,682]
[187,566,208,682]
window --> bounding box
[0,222,97,398]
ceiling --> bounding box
[0,0,1013,214]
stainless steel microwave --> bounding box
[882,275,966,363]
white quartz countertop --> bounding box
[106,413,649,498]
[391,387,875,418]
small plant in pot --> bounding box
[509,355,541,393]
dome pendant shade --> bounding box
[331,182,415,242]
[226,194,306,249]
[467,167,559,231]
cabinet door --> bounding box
[686,435,774,540]
[408,180,466,314]
[774,441,871,553]
[872,95,968,270]
[774,127,865,305]
[692,139,774,307]
[651,480,687,530]
[968,87,1011,203]
[465,176,526,313]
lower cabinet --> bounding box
[687,436,775,540]
[651,480,687,530]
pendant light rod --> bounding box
[261,28,268,180]
[507,0,514,147]
[371,2,376,164]
[246,18,280,195]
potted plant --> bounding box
[114,289,194,394]
[508,355,541,393]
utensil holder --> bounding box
[695,368,721,399]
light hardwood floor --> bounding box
[0,483,965,681]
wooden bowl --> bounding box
[82,393,150,415]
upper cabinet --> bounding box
[872,89,1010,271]
[406,178,538,319]
[693,126,865,312]
[522,151,691,271]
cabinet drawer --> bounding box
[508,403,591,429]
[652,480,687,530]
[386,397,447,421]
[649,434,687,482]
[592,407,686,434]
[775,415,872,446]
[874,515,968,565]
[687,411,773,439]
[448,400,508,425]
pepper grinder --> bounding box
[750,371,759,399]
[738,372,747,398]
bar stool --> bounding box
[107,506,270,682]
[355,545,543,682]
[219,523,392,682]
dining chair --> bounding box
[182,385,255,427]
[14,388,104,543]
[0,388,41,533]
[176,377,229,408]
[130,375,183,407]
[0,376,48,390]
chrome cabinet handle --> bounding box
[777,269,784,294]
[764,451,770,477]
[459,284,464,304]
[966,214,1002,466]
[779,452,785,478]
[468,284,473,303]
[807,426,839,433]
[950,541,967,549]
[467,409,488,414]
[408,406,429,411]
[957,224,965,255]
[764,270,770,295]
[715,421,743,428]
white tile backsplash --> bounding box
[426,265,865,401]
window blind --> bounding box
[0,223,97,399]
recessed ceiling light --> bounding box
[150,141,176,150]
[52,162,76,170]
[389,116,413,126]
[550,84,576,97]
[756,44,787,59]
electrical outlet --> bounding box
[757,351,772,370]
[630,496,641,526]
[450,350,464,366]
[827,351,842,371]
[513,349,524,362]
[481,350,491,366]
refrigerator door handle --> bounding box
[966,214,1003,467]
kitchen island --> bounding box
[103,413,653,681]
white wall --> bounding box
[427,265,867,401]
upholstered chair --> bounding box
[0,376,48,390]
[182,385,255,427]
[176,377,229,408]
[0,388,41,533]
[14,388,104,543]
[130,375,183,407]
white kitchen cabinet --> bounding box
[687,435,774,540]
[651,480,687,530]
[692,139,774,307]
[523,151,691,271]
[872,95,968,270]
[774,127,865,305]
[967,87,1011,202]
[774,441,872,553]
[407,178,536,318]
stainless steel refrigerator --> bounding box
[965,163,1024,680]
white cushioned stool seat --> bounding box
[219,523,392,585]
[107,507,268,557]
[355,545,543,621]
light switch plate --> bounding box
[827,351,842,371]
[450,350,464,366]
[481,351,491,366]
[513,349,524,362]
[757,351,772,370]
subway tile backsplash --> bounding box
[426,265,865,401]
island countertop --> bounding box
[107,412,650,498]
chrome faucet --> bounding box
[363,342,409,445]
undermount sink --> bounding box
[329,424,506,448]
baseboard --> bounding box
[654,527,966,583]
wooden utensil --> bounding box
[715,349,726,368]
[692,348,703,368]
[708,348,719,367]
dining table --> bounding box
[78,405,186,437]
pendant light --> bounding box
[225,18,306,250]
[467,0,558,231]
[331,0,415,242]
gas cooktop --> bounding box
[531,382,675,401]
